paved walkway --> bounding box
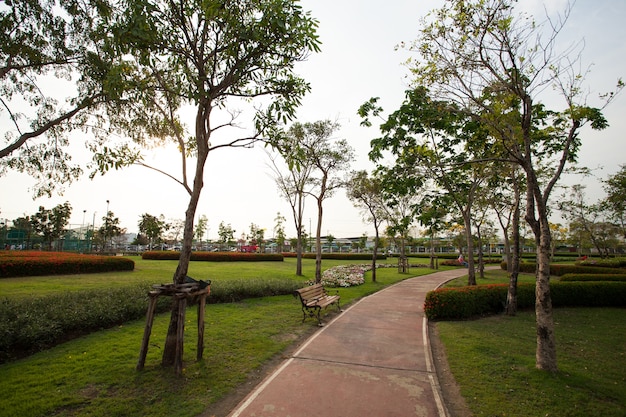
[227,268,469,417]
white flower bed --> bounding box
[318,264,371,287]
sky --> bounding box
[1,0,625,241]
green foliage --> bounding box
[561,274,626,282]
[0,285,169,363]
[141,251,283,262]
[0,251,134,278]
[281,252,386,260]
[500,261,621,276]
[425,282,626,320]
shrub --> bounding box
[0,251,134,278]
[142,251,283,262]
[424,281,626,320]
[577,258,626,268]
[560,274,626,282]
[281,252,386,260]
[0,285,169,363]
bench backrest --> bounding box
[295,283,325,301]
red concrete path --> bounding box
[228,268,469,417]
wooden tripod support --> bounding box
[136,280,210,375]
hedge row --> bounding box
[578,258,626,268]
[424,281,626,320]
[560,274,626,282]
[0,251,135,278]
[0,277,301,363]
[500,261,623,276]
[142,251,284,262]
[0,285,170,363]
[281,252,387,260]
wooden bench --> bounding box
[293,283,342,326]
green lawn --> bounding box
[1,258,624,417]
[0,256,432,417]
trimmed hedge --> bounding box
[424,281,626,320]
[500,261,622,276]
[0,251,134,278]
[142,251,284,262]
[0,277,301,363]
[281,252,387,260]
[578,258,626,268]
[560,274,626,282]
[0,285,170,363]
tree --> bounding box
[138,214,166,250]
[291,121,354,282]
[195,215,209,249]
[269,123,316,276]
[0,0,137,196]
[30,202,72,250]
[407,0,621,372]
[362,87,490,284]
[346,170,386,281]
[603,166,626,241]
[99,210,123,251]
[91,0,319,369]
[217,222,235,251]
[273,212,286,253]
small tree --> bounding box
[30,202,72,250]
[346,170,386,281]
[138,214,166,250]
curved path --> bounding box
[227,268,469,417]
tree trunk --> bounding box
[506,181,522,315]
[463,213,476,285]
[371,227,379,283]
[314,197,323,283]
[535,215,558,372]
[162,103,210,368]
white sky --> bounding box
[1,0,625,240]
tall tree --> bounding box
[409,0,621,372]
[293,121,354,282]
[91,0,319,368]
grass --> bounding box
[2,258,624,416]
[0,256,433,417]
[437,307,626,416]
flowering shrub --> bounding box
[308,264,371,287]
[0,251,134,278]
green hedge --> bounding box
[560,274,626,282]
[0,285,170,363]
[281,252,387,260]
[500,261,622,276]
[0,277,302,363]
[578,258,626,268]
[142,251,284,262]
[424,281,626,320]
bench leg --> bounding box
[315,308,324,327]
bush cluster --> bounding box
[0,251,134,278]
[142,251,283,262]
[424,281,626,320]
[577,258,626,268]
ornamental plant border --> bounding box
[0,251,135,278]
[424,281,626,320]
